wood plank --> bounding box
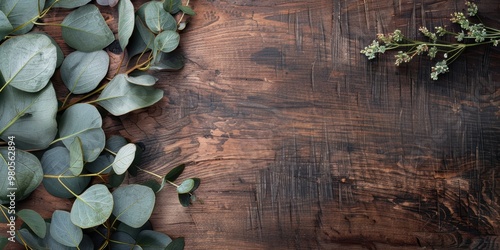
[2,0,500,249]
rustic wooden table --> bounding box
[4,0,500,249]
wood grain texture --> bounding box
[2,0,500,249]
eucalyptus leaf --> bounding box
[176,178,195,194]
[141,179,164,193]
[71,184,113,229]
[96,0,119,7]
[61,4,115,52]
[109,231,136,250]
[109,169,126,188]
[68,137,84,176]
[154,30,180,53]
[0,149,43,204]
[112,143,136,175]
[41,147,91,198]
[0,10,12,40]
[38,32,64,68]
[112,184,155,228]
[150,50,184,71]
[118,0,134,50]
[0,83,57,150]
[106,135,127,152]
[179,5,195,16]
[16,227,48,249]
[165,237,185,250]
[144,2,177,33]
[116,220,153,239]
[50,210,83,247]
[126,72,158,86]
[127,22,149,57]
[163,0,181,14]
[136,230,172,250]
[84,154,113,174]
[0,0,43,35]
[0,33,57,92]
[0,237,7,249]
[60,50,109,94]
[53,0,91,8]
[58,103,105,162]
[135,8,155,49]
[97,74,163,116]
[164,164,185,182]
[178,193,191,207]
[18,209,46,238]
[0,205,8,223]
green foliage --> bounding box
[361,1,500,80]
[0,0,199,248]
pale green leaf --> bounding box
[144,2,176,33]
[71,184,113,229]
[61,4,115,52]
[136,230,172,250]
[118,0,134,50]
[179,5,195,16]
[54,0,91,8]
[154,30,180,53]
[112,184,155,228]
[41,147,91,198]
[126,72,158,86]
[97,74,163,116]
[0,10,12,40]
[135,8,155,49]
[58,103,105,162]
[60,50,109,94]
[0,33,57,92]
[112,143,136,175]
[0,84,57,150]
[0,0,43,35]
[176,178,195,194]
[0,149,43,204]
[50,210,83,247]
[18,209,46,238]
[69,137,84,176]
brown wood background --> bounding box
[3,0,500,249]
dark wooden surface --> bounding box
[4,0,500,249]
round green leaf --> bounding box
[163,0,181,14]
[69,137,84,176]
[0,33,57,92]
[144,2,177,33]
[118,0,134,50]
[41,147,91,198]
[18,209,46,238]
[0,83,58,150]
[0,0,43,35]
[112,184,155,228]
[0,11,12,40]
[112,143,136,175]
[0,149,43,204]
[50,210,83,247]
[177,178,195,194]
[97,74,163,116]
[126,72,158,86]
[54,0,91,8]
[61,50,109,94]
[61,4,115,52]
[106,135,128,153]
[58,103,105,162]
[16,227,48,249]
[109,232,136,250]
[136,230,172,250]
[71,184,113,229]
[154,30,180,53]
[85,154,113,174]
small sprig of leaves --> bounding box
[361,1,499,80]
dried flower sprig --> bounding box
[361,1,500,80]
